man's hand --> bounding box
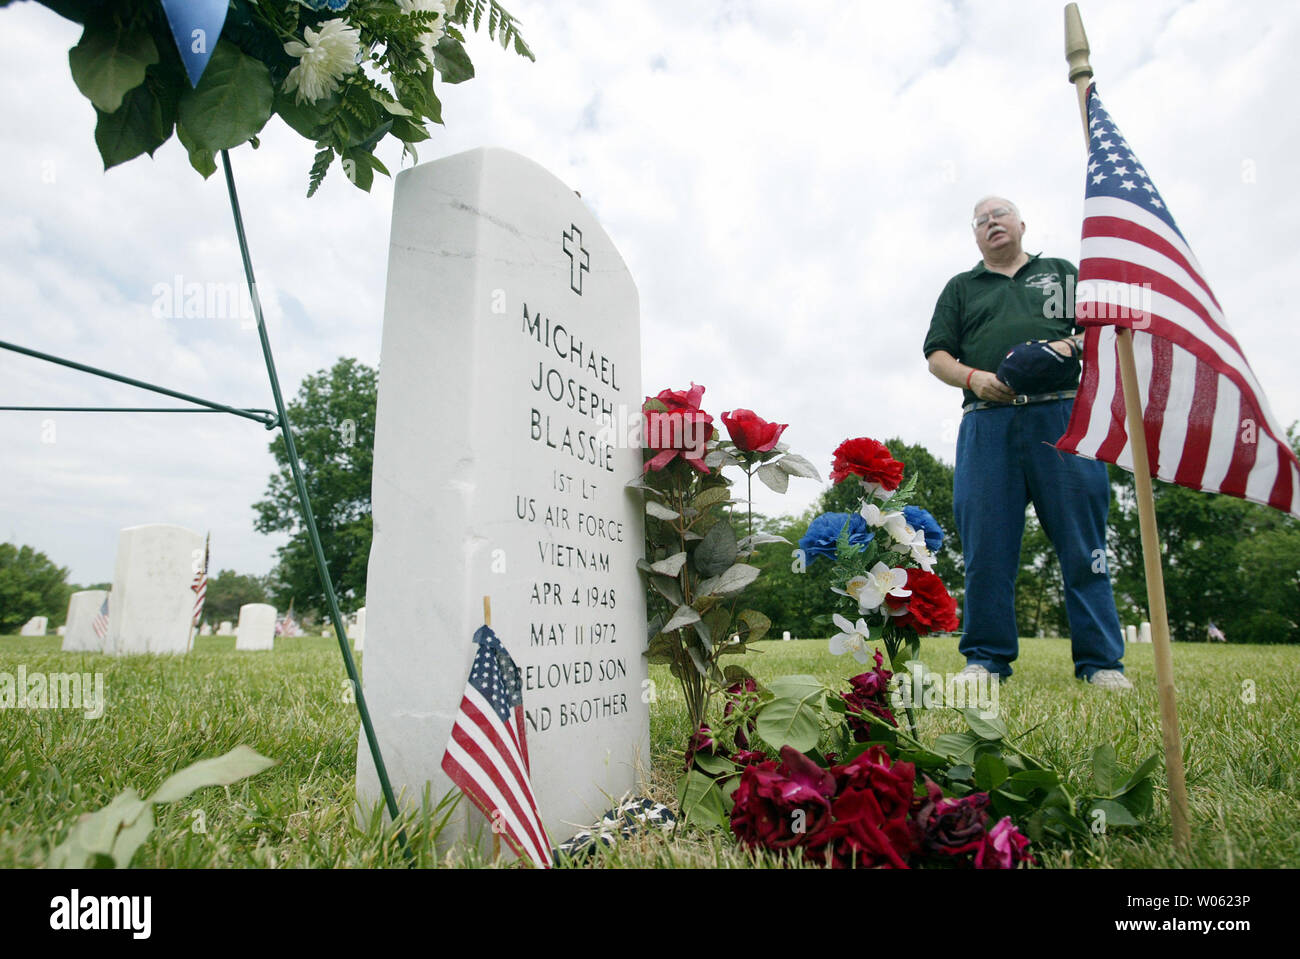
[970,369,1016,403]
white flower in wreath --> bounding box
[852,562,911,614]
[829,614,871,664]
[399,0,455,66]
[909,541,938,572]
[283,19,362,104]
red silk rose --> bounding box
[842,649,897,738]
[912,777,990,858]
[729,746,836,851]
[721,409,788,453]
[829,437,905,489]
[885,567,960,635]
[643,383,713,473]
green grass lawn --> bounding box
[1,633,1296,868]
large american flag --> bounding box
[191,532,210,628]
[1057,85,1300,517]
[440,624,552,867]
[92,594,109,640]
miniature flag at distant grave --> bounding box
[440,624,553,868]
[275,599,300,637]
[191,532,210,628]
[159,0,230,87]
[92,595,109,641]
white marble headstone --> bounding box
[107,524,202,655]
[235,603,276,651]
[1139,621,1152,644]
[218,620,233,635]
[63,590,108,652]
[20,616,48,636]
[200,623,213,636]
[350,607,366,651]
[1125,624,1138,644]
[357,148,649,855]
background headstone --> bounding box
[357,148,649,854]
[200,623,213,636]
[350,607,366,651]
[107,524,202,655]
[1125,624,1138,644]
[63,590,108,652]
[56,625,66,636]
[1139,621,1152,644]
[20,616,48,636]
[235,603,276,651]
[218,620,233,635]
[782,630,792,641]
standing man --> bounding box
[923,196,1130,689]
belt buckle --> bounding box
[1012,394,1029,406]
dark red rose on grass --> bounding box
[842,649,897,739]
[829,437,905,489]
[731,749,770,766]
[729,746,836,851]
[721,409,788,453]
[807,790,918,869]
[831,745,916,821]
[912,777,990,858]
[974,816,1035,869]
[885,568,960,635]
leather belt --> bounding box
[962,389,1077,414]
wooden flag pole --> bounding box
[1064,3,1191,851]
[483,595,502,862]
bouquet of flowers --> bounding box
[26,0,534,194]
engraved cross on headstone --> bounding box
[562,224,590,295]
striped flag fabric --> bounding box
[1057,84,1300,518]
[191,532,210,628]
[440,624,552,867]
[92,595,109,640]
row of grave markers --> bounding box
[8,523,364,653]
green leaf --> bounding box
[677,770,727,831]
[176,41,273,152]
[947,764,974,782]
[962,708,1008,741]
[775,453,821,481]
[342,150,375,192]
[1119,753,1163,793]
[692,618,712,653]
[694,520,738,578]
[933,731,981,763]
[755,462,789,493]
[737,608,771,643]
[1114,778,1155,818]
[662,604,701,634]
[1005,769,1060,793]
[703,608,731,650]
[94,82,167,170]
[645,501,680,521]
[756,676,824,752]
[644,634,678,664]
[149,746,277,804]
[175,119,216,178]
[722,664,756,688]
[648,574,682,606]
[689,752,736,776]
[696,563,760,598]
[691,486,731,511]
[973,753,1009,791]
[1090,799,1139,828]
[1092,743,1118,796]
[434,36,476,83]
[649,552,687,577]
[69,24,158,113]
[274,89,337,140]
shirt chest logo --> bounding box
[1023,272,1062,292]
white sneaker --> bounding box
[1088,669,1133,690]
[952,663,998,685]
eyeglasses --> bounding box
[971,207,1014,230]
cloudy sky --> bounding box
[2,0,1297,587]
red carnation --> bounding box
[829,437,904,490]
[721,409,788,453]
[885,568,960,635]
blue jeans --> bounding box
[953,399,1125,679]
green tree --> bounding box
[732,508,832,639]
[253,357,376,614]
[0,544,72,633]
[202,569,270,624]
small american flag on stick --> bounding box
[191,532,210,628]
[440,623,552,867]
[92,595,109,640]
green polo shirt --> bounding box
[923,253,1081,406]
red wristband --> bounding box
[965,368,976,389]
